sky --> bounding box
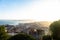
[0,0,60,21]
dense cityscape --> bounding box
[0,20,51,40]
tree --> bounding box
[50,20,60,40]
[0,25,8,40]
[8,33,36,40]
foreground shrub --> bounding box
[8,33,36,40]
[0,26,9,40]
[42,35,52,40]
[50,20,60,40]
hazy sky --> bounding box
[0,0,60,21]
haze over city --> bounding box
[0,0,60,21]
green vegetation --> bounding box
[50,20,60,40]
[8,33,36,40]
[0,25,8,40]
[42,35,52,40]
[0,25,36,40]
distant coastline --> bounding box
[0,20,52,27]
